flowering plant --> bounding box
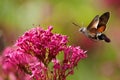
[2,26,87,80]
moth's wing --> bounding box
[87,15,99,30]
[87,15,99,33]
[89,28,97,33]
[97,12,110,33]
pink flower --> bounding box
[2,46,39,76]
[2,26,87,80]
[16,26,68,65]
[64,46,87,68]
[52,46,87,80]
[29,62,47,80]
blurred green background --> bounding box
[0,0,120,80]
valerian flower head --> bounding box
[16,26,68,65]
[2,46,34,75]
[52,46,87,80]
[2,26,87,80]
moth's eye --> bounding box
[79,28,83,32]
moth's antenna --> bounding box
[72,22,81,28]
[81,22,84,27]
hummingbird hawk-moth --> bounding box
[73,12,111,43]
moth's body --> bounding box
[79,27,102,40]
[73,12,111,43]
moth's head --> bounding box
[79,27,86,32]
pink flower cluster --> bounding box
[2,26,87,80]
